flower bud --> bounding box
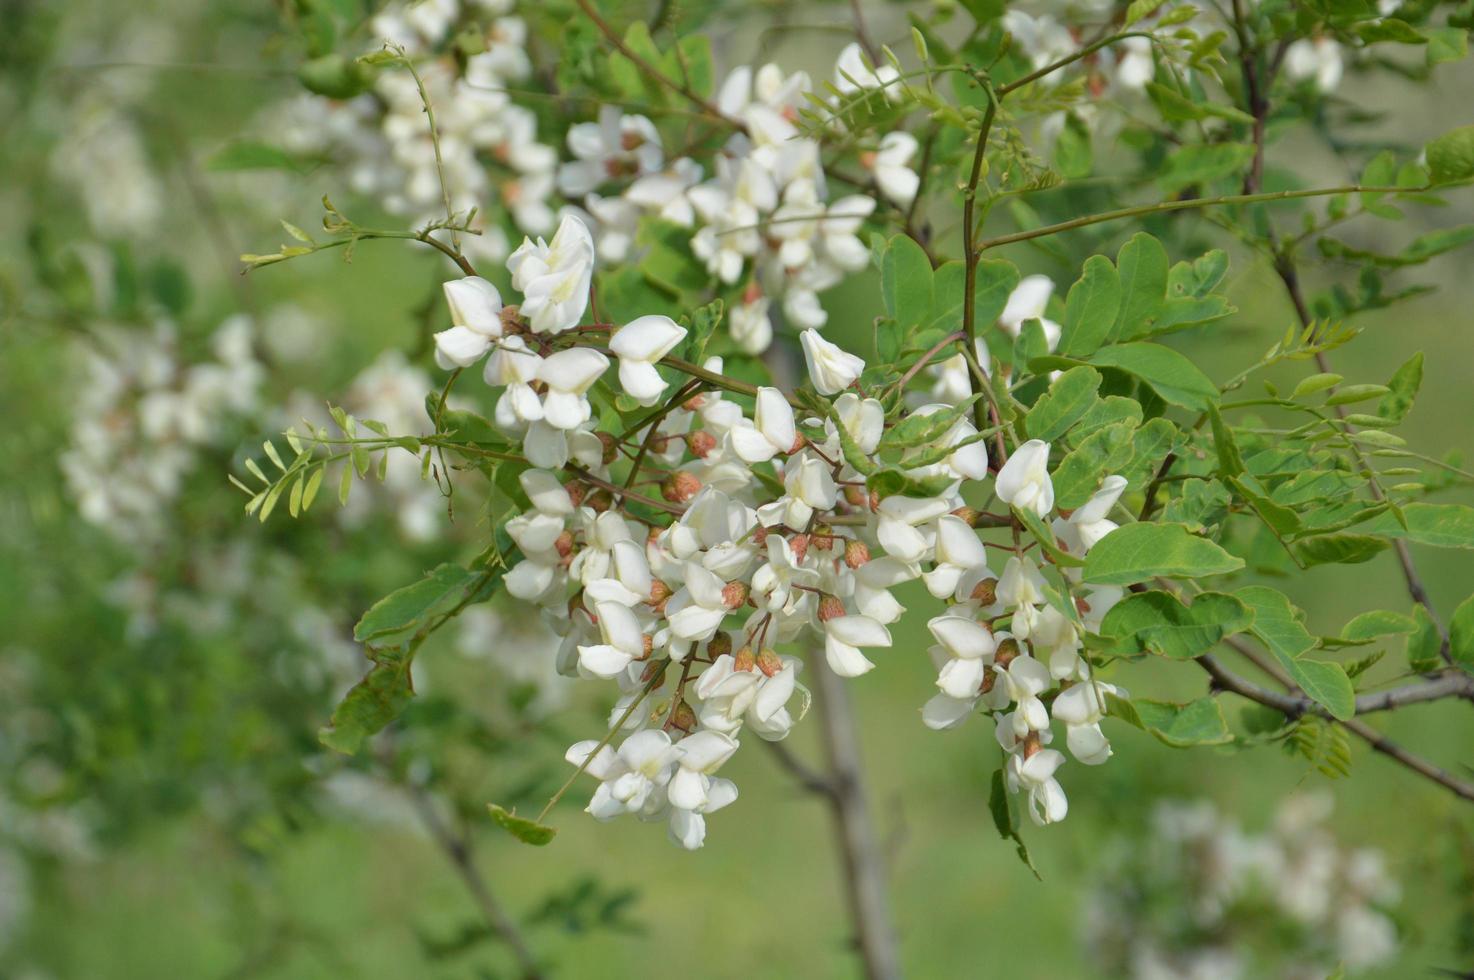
[817,594,846,622]
[563,480,587,508]
[553,530,575,560]
[586,489,613,512]
[649,580,672,605]
[995,637,1020,667]
[687,430,718,459]
[722,581,750,609]
[597,432,620,465]
[952,505,980,528]
[661,471,702,504]
[756,648,783,677]
[499,304,525,334]
[844,486,869,508]
[733,646,756,672]
[640,634,655,660]
[844,539,871,569]
[707,631,732,660]
[640,658,665,683]
[787,432,808,455]
[811,527,835,552]
[971,578,997,606]
[753,526,769,548]
[667,699,697,733]
[1022,730,1042,760]
[789,533,810,563]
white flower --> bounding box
[558,105,663,196]
[609,314,687,405]
[800,330,865,395]
[833,42,900,99]
[998,653,1053,737]
[434,276,504,369]
[996,556,1049,639]
[576,600,647,678]
[998,274,1062,350]
[822,614,891,677]
[995,440,1054,517]
[566,729,680,820]
[730,297,773,354]
[536,347,608,429]
[667,563,738,643]
[487,335,544,421]
[1054,474,1126,555]
[667,731,739,812]
[922,515,987,599]
[729,387,796,464]
[867,132,920,208]
[1284,37,1344,92]
[875,495,951,563]
[1051,680,1120,765]
[1007,747,1069,825]
[928,614,997,700]
[830,392,885,456]
[508,213,596,333]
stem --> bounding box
[962,85,999,435]
[996,31,1153,97]
[973,185,1419,252]
[572,0,742,130]
[812,649,902,980]
[390,44,459,251]
[404,783,546,980]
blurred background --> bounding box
[2,1,1472,977]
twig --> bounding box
[848,0,881,63]
[762,739,839,799]
[974,185,1423,253]
[403,783,546,979]
[962,84,1000,435]
[812,647,902,980]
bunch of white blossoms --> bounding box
[428,214,1129,847]
[271,0,556,265]
[1084,795,1400,979]
[61,316,264,548]
[553,45,919,354]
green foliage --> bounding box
[488,804,558,846]
[1236,587,1354,720]
[989,768,1041,880]
[1097,591,1252,660]
[1083,523,1245,586]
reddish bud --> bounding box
[1022,731,1043,760]
[742,281,763,305]
[971,578,998,606]
[687,430,718,459]
[844,539,871,569]
[662,471,702,504]
[843,486,869,508]
[563,480,587,508]
[756,648,783,677]
[667,700,698,733]
[722,581,750,609]
[733,646,756,672]
[553,530,575,560]
[753,525,769,548]
[707,631,732,660]
[499,304,525,334]
[586,489,613,513]
[640,634,655,659]
[818,595,846,623]
[789,533,810,563]
[787,432,807,454]
[640,658,665,683]
[952,505,980,528]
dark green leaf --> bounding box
[1058,255,1121,358]
[1025,366,1101,442]
[1089,343,1220,411]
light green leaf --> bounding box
[1427,124,1474,185]
[488,804,558,846]
[1358,503,1474,549]
[1088,342,1220,411]
[1451,594,1474,667]
[1406,603,1444,673]
[1025,366,1101,442]
[1237,586,1354,720]
[1058,255,1121,358]
[1377,352,1422,423]
[1130,697,1233,747]
[1097,590,1252,659]
[989,769,1041,880]
[1158,143,1256,193]
[1112,233,1168,341]
[1083,523,1245,586]
[1051,421,1137,509]
[1292,534,1388,567]
[1335,610,1417,647]
[881,235,934,328]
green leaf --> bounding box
[488,804,557,846]
[1050,421,1137,510]
[881,235,934,328]
[298,52,372,99]
[1427,124,1474,185]
[1124,0,1166,25]
[1358,503,1474,548]
[1207,403,1243,478]
[881,398,978,452]
[1324,384,1389,407]
[354,563,491,644]
[1157,143,1256,193]
[1338,610,1416,645]
[1451,594,1474,667]
[988,769,1041,880]
[208,141,317,173]
[1088,342,1220,411]
[1377,352,1422,423]
[1237,586,1354,720]
[1293,373,1344,398]
[1130,697,1233,747]
[1083,523,1245,586]
[1058,255,1121,358]
[1406,603,1444,673]
[1097,590,1252,659]
[1025,366,1101,442]
[1426,26,1468,66]
[1111,233,1168,341]
[1292,534,1389,567]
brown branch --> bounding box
[812,648,902,980]
[762,739,839,800]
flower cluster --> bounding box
[1084,795,1401,979]
[422,209,1136,846]
[61,316,263,547]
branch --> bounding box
[962,84,999,435]
[1197,644,1474,803]
[973,185,1421,252]
[762,739,839,800]
[404,785,545,979]
[571,0,743,130]
[996,31,1154,97]
[812,647,902,980]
